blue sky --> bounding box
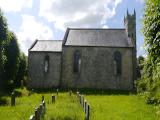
[0,0,145,56]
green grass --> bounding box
[85,94,159,120]
[44,93,85,120]
[0,93,42,120]
[0,89,84,120]
[0,88,159,120]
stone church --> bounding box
[28,11,137,90]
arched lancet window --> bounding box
[114,51,122,75]
[73,50,81,73]
[44,55,49,73]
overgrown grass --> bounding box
[85,94,160,120]
[0,88,159,120]
[44,93,85,120]
[0,89,84,120]
[0,92,42,120]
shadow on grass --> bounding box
[79,89,137,95]
[27,87,137,95]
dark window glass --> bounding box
[73,51,81,73]
[44,55,49,73]
[114,51,122,75]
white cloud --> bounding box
[39,0,122,30]
[17,15,54,55]
[0,0,33,12]
[136,0,144,4]
[102,25,109,28]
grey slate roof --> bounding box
[64,28,133,47]
[29,40,62,52]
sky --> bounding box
[0,0,145,57]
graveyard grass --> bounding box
[0,89,85,120]
[86,94,159,120]
[0,88,159,120]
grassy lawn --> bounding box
[0,89,84,120]
[85,93,159,120]
[44,93,85,120]
[0,89,159,120]
[0,93,41,120]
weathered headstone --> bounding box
[84,100,87,113]
[42,95,44,102]
[35,107,39,120]
[56,89,59,95]
[39,104,43,115]
[11,91,15,106]
[29,115,35,120]
[38,107,40,119]
[52,95,55,103]
[69,90,72,96]
[42,101,46,113]
[76,92,79,97]
[79,95,82,104]
[81,95,84,107]
[86,104,90,120]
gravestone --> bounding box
[52,95,55,103]
[42,95,44,102]
[11,91,15,106]
[57,89,59,95]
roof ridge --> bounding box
[68,28,125,30]
[38,40,63,42]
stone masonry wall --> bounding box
[61,46,133,90]
[28,52,61,88]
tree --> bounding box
[4,32,20,89]
[0,9,8,42]
[143,0,160,64]
[137,0,160,104]
[0,9,27,91]
[138,56,145,70]
[15,52,27,87]
[0,9,8,90]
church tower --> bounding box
[124,9,137,81]
[124,9,136,46]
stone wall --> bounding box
[28,52,61,88]
[61,46,134,90]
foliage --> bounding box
[0,9,8,42]
[138,56,145,70]
[143,0,160,64]
[3,32,20,89]
[0,9,27,91]
[137,0,160,105]
[15,52,27,87]
[0,9,8,90]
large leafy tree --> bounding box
[137,0,160,104]
[0,9,27,91]
[0,9,8,42]
[15,52,27,87]
[0,9,8,90]
[143,0,160,64]
[4,32,20,89]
